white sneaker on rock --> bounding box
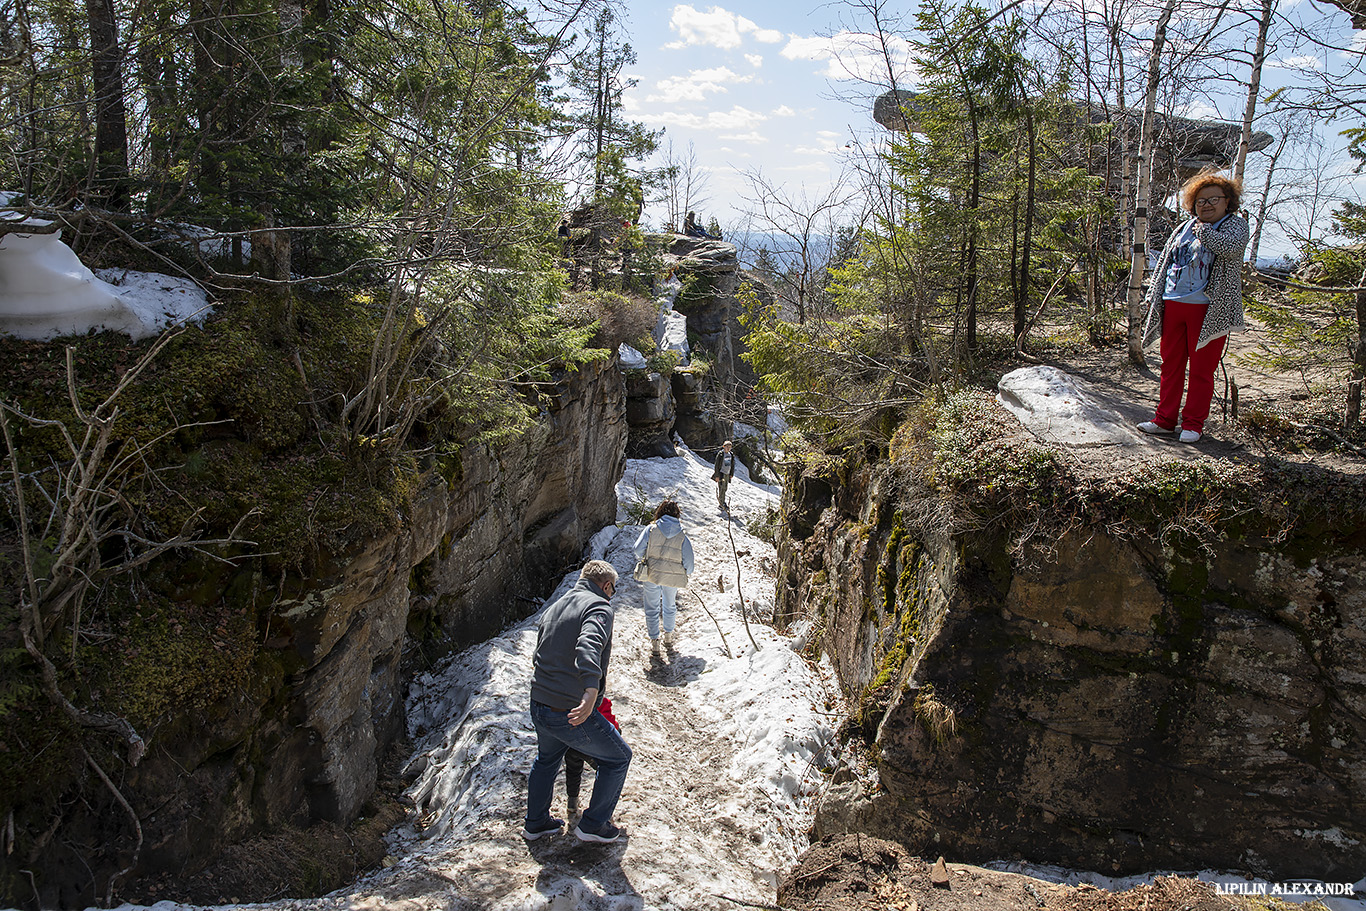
[1179,429,1202,443]
[1137,421,1175,435]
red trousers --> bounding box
[1154,299,1226,433]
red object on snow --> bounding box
[598,697,620,731]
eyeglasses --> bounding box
[1195,196,1226,207]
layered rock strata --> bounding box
[120,358,625,882]
[780,446,1366,880]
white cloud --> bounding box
[773,105,796,117]
[647,66,754,103]
[639,105,768,132]
[745,53,764,67]
[666,4,784,50]
[1267,53,1324,71]
[1178,100,1221,120]
[781,30,917,83]
[719,131,769,143]
[780,35,830,60]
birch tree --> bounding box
[1126,0,1178,366]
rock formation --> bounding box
[620,234,745,457]
[8,357,626,902]
[779,391,1366,880]
[872,90,1272,245]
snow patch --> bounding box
[0,210,211,340]
[997,365,1138,447]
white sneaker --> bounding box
[1137,421,1175,435]
[650,638,662,659]
[1179,429,1202,443]
[662,631,676,650]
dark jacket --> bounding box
[712,450,736,481]
[530,578,614,711]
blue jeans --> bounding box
[526,700,632,835]
[640,581,678,639]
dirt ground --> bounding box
[777,835,1337,911]
[1042,298,1366,477]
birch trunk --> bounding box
[1235,0,1275,184]
[1126,0,1177,366]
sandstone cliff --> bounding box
[779,396,1366,880]
[4,356,625,904]
[624,234,747,457]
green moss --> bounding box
[82,588,260,732]
[871,641,907,689]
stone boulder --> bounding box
[623,368,676,457]
[652,234,739,383]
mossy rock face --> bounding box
[0,278,627,906]
[781,390,1366,883]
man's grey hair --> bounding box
[580,560,618,588]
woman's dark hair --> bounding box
[1181,171,1242,214]
[654,499,681,521]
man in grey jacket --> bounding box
[523,560,632,844]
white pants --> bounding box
[640,581,678,639]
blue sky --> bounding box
[619,2,905,233]
[616,2,1366,258]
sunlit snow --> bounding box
[0,204,211,341]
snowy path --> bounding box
[268,444,838,911]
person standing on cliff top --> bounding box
[1136,170,1248,444]
[524,560,631,844]
[712,440,736,512]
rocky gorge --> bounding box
[6,224,1364,906]
[0,232,751,906]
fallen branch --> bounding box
[715,894,785,911]
[84,747,143,906]
[685,589,733,659]
[1250,270,1366,294]
[725,518,761,652]
[1275,418,1366,457]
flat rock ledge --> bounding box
[997,365,1146,448]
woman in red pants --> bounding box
[1137,172,1249,444]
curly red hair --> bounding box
[1181,171,1241,215]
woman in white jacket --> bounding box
[632,499,695,657]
